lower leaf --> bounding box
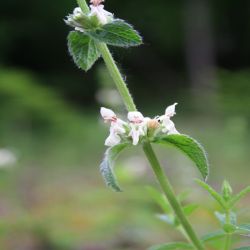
[100,143,129,192]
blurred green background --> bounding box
[0,0,250,249]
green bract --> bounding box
[67,16,143,71]
[67,31,100,71]
[87,20,143,47]
[99,143,130,192]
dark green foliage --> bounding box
[87,20,143,47]
[153,134,209,180]
[67,31,100,71]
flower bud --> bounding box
[147,119,159,130]
[221,180,233,201]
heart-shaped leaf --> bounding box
[153,134,209,180]
[87,20,143,47]
[67,31,100,71]
[100,143,129,192]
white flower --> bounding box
[165,103,178,117]
[159,103,179,135]
[100,107,116,122]
[128,111,146,145]
[73,7,83,17]
[65,7,85,32]
[100,107,127,147]
[105,129,121,147]
[89,4,113,25]
[90,0,105,7]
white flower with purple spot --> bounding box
[128,111,146,145]
[100,107,127,147]
[158,103,179,135]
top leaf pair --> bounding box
[65,2,142,71]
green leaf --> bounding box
[153,134,209,180]
[100,143,129,192]
[67,31,100,71]
[87,20,143,47]
[183,204,199,216]
[237,224,250,232]
[201,230,225,242]
[221,180,233,202]
[229,186,250,207]
[146,186,171,214]
[195,179,227,209]
[148,242,194,250]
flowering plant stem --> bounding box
[224,234,231,250]
[97,43,137,112]
[224,210,232,250]
[76,0,205,249]
[143,142,204,250]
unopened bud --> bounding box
[147,119,160,130]
[222,180,233,201]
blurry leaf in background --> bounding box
[149,242,194,250]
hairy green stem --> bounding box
[143,142,205,250]
[97,43,137,112]
[224,210,232,250]
[76,0,89,13]
[76,0,204,249]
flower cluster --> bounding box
[100,103,179,147]
[65,1,113,32]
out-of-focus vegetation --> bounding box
[0,0,250,249]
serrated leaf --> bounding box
[195,179,227,209]
[87,20,142,47]
[201,230,225,242]
[229,186,250,207]
[67,31,100,71]
[148,242,194,250]
[100,143,129,192]
[153,134,209,180]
